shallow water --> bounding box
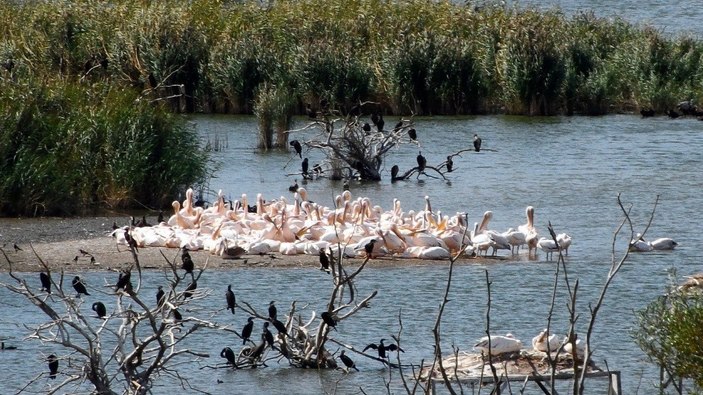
[2,112,701,394]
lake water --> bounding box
[2,112,701,394]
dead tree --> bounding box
[0,244,217,395]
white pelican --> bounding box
[562,335,586,358]
[401,246,450,260]
[531,329,564,353]
[556,233,572,255]
[474,333,522,355]
[649,237,678,250]
[629,234,653,252]
[537,237,559,260]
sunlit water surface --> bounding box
[2,113,702,394]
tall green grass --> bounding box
[2,0,702,116]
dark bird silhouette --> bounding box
[667,109,680,118]
[416,152,426,171]
[362,122,371,133]
[220,347,236,366]
[391,165,400,181]
[79,249,91,257]
[124,229,138,252]
[156,286,165,307]
[319,250,330,273]
[473,134,482,152]
[1,341,17,350]
[157,211,164,224]
[290,140,302,158]
[262,321,275,349]
[135,215,150,227]
[270,318,287,336]
[247,338,267,364]
[111,221,119,231]
[242,317,255,345]
[408,128,417,141]
[183,280,197,299]
[339,350,359,371]
[306,104,317,119]
[181,248,194,275]
[72,276,89,297]
[226,284,236,314]
[313,163,323,176]
[268,301,277,320]
[172,308,183,321]
[302,158,309,176]
[395,120,403,131]
[371,112,385,132]
[364,239,377,259]
[363,339,404,360]
[446,156,454,172]
[92,302,107,318]
[115,270,132,292]
[40,272,51,294]
[640,108,655,117]
[13,243,22,252]
[47,354,59,379]
[320,311,337,330]
[288,179,299,193]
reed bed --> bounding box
[1,0,702,214]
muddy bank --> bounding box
[0,217,496,273]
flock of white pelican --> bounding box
[473,329,585,358]
[112,188,573,261]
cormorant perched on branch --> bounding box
[183,280,197,299]
[92,302,107,318]
[290,140,302,158]
[270,318,288,335]
[473,134,482,152]
[362,122,371,133]
[220,347,236,366]
[242,317,254,345]
[321,311,337,330]
[47,354,59,379]
[395,120,403,131]
[371,112,384,132]
[363,339,404,360]
[181,248,194,275]
[408,128,417,141]
[391,165,400,181]
[416,152,427,171]
[115,270,132,292]
[339,350,359,371]
[446,156,454,172]
[226,285,236,314]
[72,276,90,297]
[262,321,275,349]
[156,286,165,307]
[40,272,51,294]
[268,301,277,320]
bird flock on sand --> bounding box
[111,187,585,261]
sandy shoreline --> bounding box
[0,216,502,273]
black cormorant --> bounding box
[47,354,59,379]
[92,302,107,318]
[262,321,275,349]
[321,311,337,330]
[391,165,399,181]
[183,280,197,299]
[270,318,287,335]
[226,285,236,314]
[181,248,194,275]
[362,122,371,133]
[115,270,132,292]
[473,134,482,152]
[13,243,22,252]
[40,272,51,294]
[395,120,403,131]
[364,239,377,259]
[288,179,299,193]
[302,158,309,176]
[319,250,330,273]
[156,286,165,307]
[72,276,90,297]
[446,156,454,172]
[172,308,183,321]
[242,317,255,345]
[290,140,302,158]
[416,152,426,171]
[339,350,359,371]
[220,347,236,366]
[408,128,417,141]
[268,301,277,320]
[363,339,404,360]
